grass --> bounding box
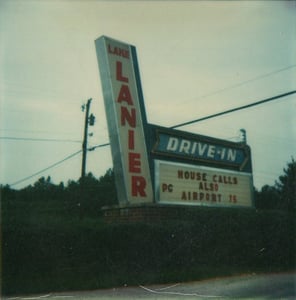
[2,203,295,296]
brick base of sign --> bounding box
[102,204,204,223]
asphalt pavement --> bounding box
[4,272,296,300]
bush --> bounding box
[2,206,295,296]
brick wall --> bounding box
[102,204,199,223]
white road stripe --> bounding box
[139,285,222,298]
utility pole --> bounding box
[81,98,92,179]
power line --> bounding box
[4,89,294,150]
[7,90,296,187]
[88,142,111,151]
[0,137,82,143]
[10,149,82,187]
[181,64,296,105]
[3,63,295,144]
[171,90,296,129]
[82,90,296,149]
[7,143,110,187]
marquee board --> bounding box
[155,160,254,208]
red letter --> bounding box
[117,85,133,105]
[116,61,128,83]
[131,176,147,197]
[121,107,136,127]
[129,152,141,173]
[128,130,135,150]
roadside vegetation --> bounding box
[1,159,295,296]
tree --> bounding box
[33,176,52,190]
[255,184,280,210]
[275,157,296,211]
[98,168,117,205]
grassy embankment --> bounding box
[2,196,295,296]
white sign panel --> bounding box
[95,36,153,204]
[155,160,253,207]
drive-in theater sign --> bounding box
[95,36,254,208]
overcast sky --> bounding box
[1,0,295,190]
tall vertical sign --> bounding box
[95,36,153,204]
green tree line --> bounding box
[1,158,295,213]
[1,169,117,226]
[255,157,296,211]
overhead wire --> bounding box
[180,64,296,105]
[3,64,295,144]
[89,91,296,149]
[0,137,82,143]
[88,142,110,151]
[6,90,296,187]
[9,149,82,187]
[170,90,296,129]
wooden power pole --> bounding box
[81,98,92,179]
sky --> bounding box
[0,0,295,190]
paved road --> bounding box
[5,272,296,299]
